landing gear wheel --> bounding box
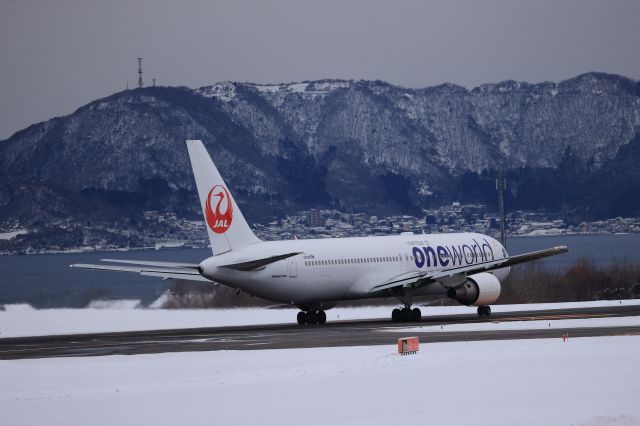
[306,311,318,324]
[297,311,306,325]
[317,310,327,324]
[401,307,413,322]
[412,308,421,322]
[392,307,421,322]
[477,305,492,317]
[392,308,401,322]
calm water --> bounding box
[1,234,639,308]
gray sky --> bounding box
[1,0,639,140]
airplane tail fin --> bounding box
[186,140,260,255]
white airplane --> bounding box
[72,140,568,324]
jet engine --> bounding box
[446,272,501,306]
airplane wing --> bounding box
[70,261,212,282]
[369,246,568,294]
[493,246,569,268]
[429,245,569,279]
[368,271,432,293]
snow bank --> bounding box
[1,299,639,338]
[85,299,142,310]
[1,336,639,425]
[147,291,170,309]
[1,304,35,312]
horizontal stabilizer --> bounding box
[219,252,303,271]
[101,259,201,269]
[70,263,212,282]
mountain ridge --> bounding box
[1,72,639,250]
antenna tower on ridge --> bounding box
[137,57,143,88]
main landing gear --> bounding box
[391,286,421,322]
[297,310,327,325]
[477,305,492,317]
[392,306,421,322]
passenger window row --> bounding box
[304,256,404,267]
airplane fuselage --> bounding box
[201,232,510,305]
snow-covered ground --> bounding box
[2,299,640,338]
[3,300,640,424]
[2,336,640,426]
[0,229,28,240]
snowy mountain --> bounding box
[1,72,639,250]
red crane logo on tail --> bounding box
[205,185,233,234]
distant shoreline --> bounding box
[0,230,637,256]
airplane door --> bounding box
[288,257,298,278]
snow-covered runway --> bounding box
[3,301,640,359]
